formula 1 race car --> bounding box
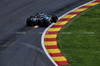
[26,13,58,27]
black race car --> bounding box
[26,13,58,27]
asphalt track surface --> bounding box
[0,0,91,66]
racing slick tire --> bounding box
[38,20,43,27]
[26,18,35,26]
[26,18,31,26]
[42,19,50,27]
[51,15,58,23]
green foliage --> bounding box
[57,4,100,66]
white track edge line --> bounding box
[41,0,95,66]
[41,23,58,66]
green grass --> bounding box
[57,4,100,66]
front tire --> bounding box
[51,15,58,23]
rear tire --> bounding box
[38,21,43,27]
[26,18,35,26]
[26,18,31,26]
[43,19,49,27]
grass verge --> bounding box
[57,4,100,66]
